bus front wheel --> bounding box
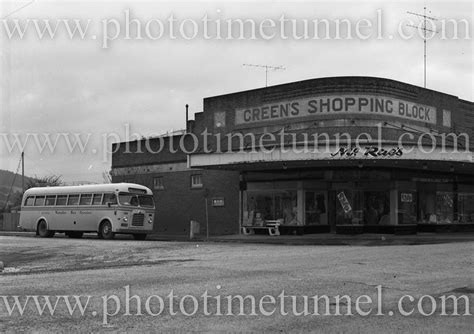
[100,221,114,240]
[37,220,54,238]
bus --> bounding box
[19,183,155,240]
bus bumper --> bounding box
[115,228,151,234]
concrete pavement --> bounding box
[0,236,472,332]
[1,230,474,246]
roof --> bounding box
[23,183,152,196]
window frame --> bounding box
[24,196,35,206]
[34,196,46,206]
[45,195,57,206]
[92,193,103,205]
[191,174,203,189]
[79,194,93,206]
[67,194,80,206]
[153,176,165,190]
[56,195,68,206]
[102,193,117,206]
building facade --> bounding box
[112,77,474,235]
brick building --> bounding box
[112,76,474,235]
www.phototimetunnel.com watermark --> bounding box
[0,285,471,325]
[0,9,471,48]
[0,285,472,325]
[0,123,471,163]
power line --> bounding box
[243,63,286,87]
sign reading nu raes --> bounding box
[235,95,437,126]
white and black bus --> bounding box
[19,183,155,240]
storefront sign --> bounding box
[337,192,352,213]
[330,146,403,158]
[190,146,473,168]
[401,193,413,203]
[235,95,437,126]
[212,197,225,207]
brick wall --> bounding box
[111,77,473,236]
[199,76,473,153]
[113,169,240,236]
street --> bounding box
[0,236,473,332]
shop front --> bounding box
[243,180,330,234]
[237,165,474,234]
[114,76,472,236]
[188,76,473,234]
[190,142,474,234]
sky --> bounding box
[0,0,472,183]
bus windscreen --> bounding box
[119,193,155,208]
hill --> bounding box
[0,169,34,209]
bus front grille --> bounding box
[131,213,145,226]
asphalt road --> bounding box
[0,236,473,333]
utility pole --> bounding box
[243,64,286,87]
[21,152,24,193]
[407,7,438,88]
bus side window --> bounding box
[56,195,67,206]
[24,196,35,206]
[45,195,57,206]
[102,193,117,206]
[79,194,92,205]
[67,195,80,206]
[92,194,103,205]
[34,196,45,206]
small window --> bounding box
[191,174,203,188]
[45,195,56,206]
[24,196,35,206]
[443,109,452,127]
[92,194,103,205]
[34,196,45,206]
[154,177,164,190]
[79,194,92,205]
[214,111,226,128]
[102,193,117,205]
[56,195,67,206]
[67,195,80,206]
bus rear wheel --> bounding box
[37,220,54,238]
[133,234,147,240]
[66,231,83,238]
[100,221,114,240]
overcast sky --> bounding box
[0,0,472,183]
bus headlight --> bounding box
[148,217,153,224]
[123,216,128,222]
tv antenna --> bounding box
[407,7,438,88]
[243,63,286,87]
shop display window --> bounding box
[244,190,298,226]
[435,192,455,223]
[335,190,364,225]
[398,191,417,224]
[458,193,474,223]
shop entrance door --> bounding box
[304,191,328,225]
[335,188,391,225]
[363,191,390,225]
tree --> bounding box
[7,175,64,211]
[26,175,63,188]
